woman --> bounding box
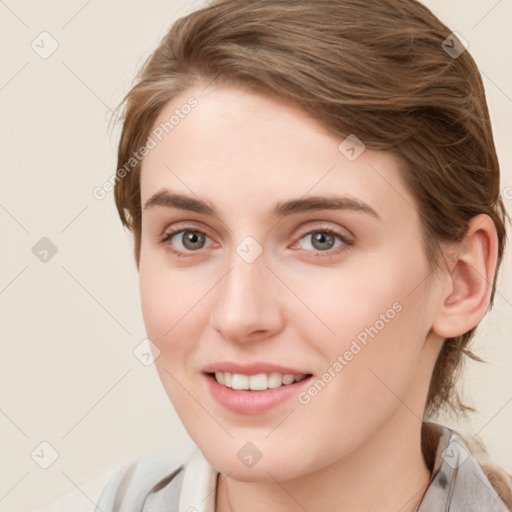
[96,0,512,510]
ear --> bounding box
[432,214,499,339]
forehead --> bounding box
[139,84,418,225]
[144,83,339,168]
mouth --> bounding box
[202,365,314,415]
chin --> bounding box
[211,454,301,482]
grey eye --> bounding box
[174,231,207,251]
[299,231,343,251]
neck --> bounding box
[216,413,431,512]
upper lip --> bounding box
[202,362,311,376]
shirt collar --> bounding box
[415,422,509,511]
[178,449,217,512]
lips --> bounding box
[202,361,313,414]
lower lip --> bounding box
[204,373,312,415]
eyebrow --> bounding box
[143,190,380,220]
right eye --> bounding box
[160,228,215,256]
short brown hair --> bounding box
[113,0,508,419]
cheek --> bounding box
[138,258,194,390]
[300,248,434,391]
[138,253,217,407]
[299,254,429,344]
[139,264,170,340]
[138,262,203,414]
[138,248,208,340]
[286,280,432,461]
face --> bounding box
[138,83,444,481]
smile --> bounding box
[203,365,313,414]
[213,371,308,390]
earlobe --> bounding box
[432,214,498,339]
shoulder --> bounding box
[421,422,512,511]
[453,428,512,511]
[93,451,186,512]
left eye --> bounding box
[297,230,347,252]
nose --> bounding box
[210,251,285,344]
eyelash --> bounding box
[158,226,353,258]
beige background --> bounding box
[1,1,511,511]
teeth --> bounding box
[282,374,295,385]
[248,373,267,391]
[231,373,249,390]
[268,372,283,389]
[214,372,307,390]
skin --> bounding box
[137,82,498,512]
